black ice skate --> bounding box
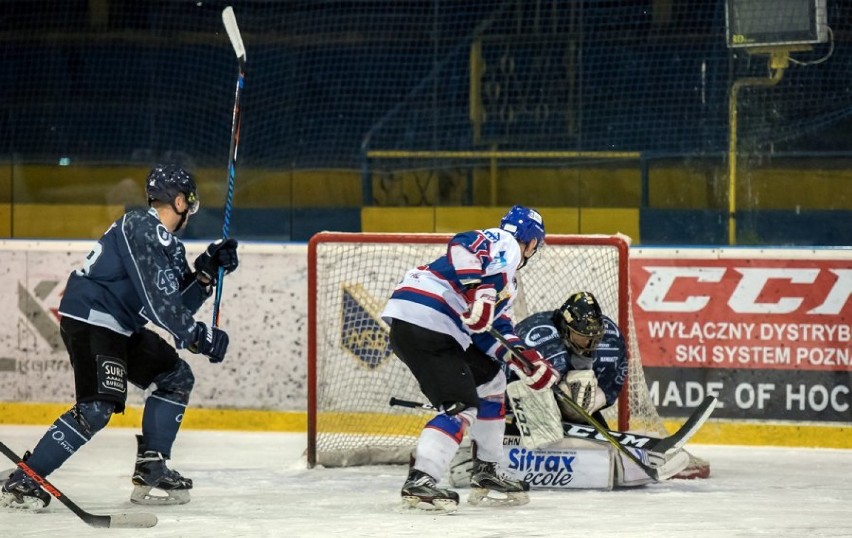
[401,468,459,513]
[130,435,192,505]
[1,462,51,511]
[468,458,530,506]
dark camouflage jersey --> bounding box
[511,311,628,408]
[59,207,210,348]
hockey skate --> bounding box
[130,436,192,505]
[401,467,460,513]
[1,463,51,511]
[468,458,530,506]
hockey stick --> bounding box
[0,441,157,528]
[645,395,717,454]
[560,395,717,454]
[487,328,663,480]
[389,397,436,411]
[390,396,715,456]
[212,5,246,328]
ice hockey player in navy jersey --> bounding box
[1,164,239,510]
[381,204,559,512]
[451,290,692,489]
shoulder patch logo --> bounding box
[156,224,173,246]
[489,250,508,271]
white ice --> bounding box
[1,425,850,538]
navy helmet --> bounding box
[553,291,604,356]
[500,204,545,247]
[146,164,199,215]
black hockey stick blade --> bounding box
[561,397,717,455]
[648,395,717,454]
[0,441,157,528]
[561,422,661,449]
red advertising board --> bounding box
[630,249,851,423]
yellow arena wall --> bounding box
[1,402,849,450]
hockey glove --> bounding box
[557,370,606,421]
[509,348,559,391]
[561,369,599,412]
[461,285,497,333]
[194,238,239,284]
[188,322,229,363]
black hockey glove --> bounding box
[188,322,229,363]
[194,238,239,284]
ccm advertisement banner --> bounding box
[631,249,851,423]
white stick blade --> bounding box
[109,512,158,528]
[222,6,246,61]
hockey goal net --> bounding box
[307,232,709,477]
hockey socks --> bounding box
[141,394,186,456]
[24,402,114,478]
[135,396,191,505]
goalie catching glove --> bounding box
[508,348,559,391]
[194,238,239,285]
[187,322,229,363]
[558,369,606,419]
[461,285,497,333]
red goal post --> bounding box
[307,232,662,469]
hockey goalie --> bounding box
[450,291,714,490]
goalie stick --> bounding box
[560,395,717,454]
[389,395,715,458]
[213,5,246,328]
[486,328,717,481]
[0,441,157,528]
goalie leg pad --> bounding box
[506,380,563,449]
[613,447,691,486]
[453,436,617,490]
[503,437,614,490]
[647,449,691,481]
[613,447,655,487]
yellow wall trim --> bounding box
[0,402,305,433]
[3,402,849,448]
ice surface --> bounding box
[1,425,850,537]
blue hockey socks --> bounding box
[24,401,114,477]
[141,395,186,456]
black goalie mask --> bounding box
[552,291,604,356]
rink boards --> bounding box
[0,240,849,448]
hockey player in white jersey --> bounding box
[1,164,238,511]
[381,205,558,512]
